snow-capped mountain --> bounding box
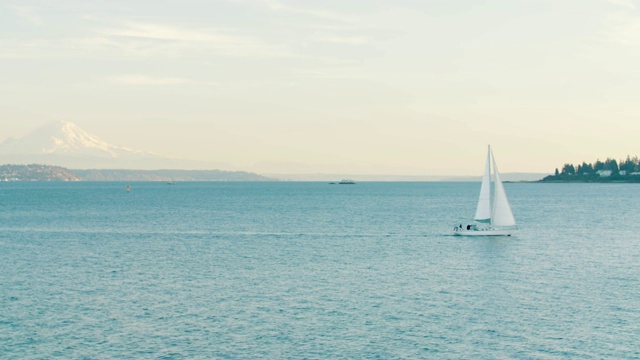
[0,121,155,158]
[0,121,183,169]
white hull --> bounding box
[453,228,516,236]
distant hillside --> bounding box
[0,164,273,181]
[0,121,230,170]
[0,164,80,181]
[0,121,168,168]
[72,169,273,181]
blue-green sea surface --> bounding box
[1,182,639,359]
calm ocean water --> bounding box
[1,181,639,359]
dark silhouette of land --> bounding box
[540,156,640,182]
[0,164,273,182]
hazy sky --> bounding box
[1,0,639,175]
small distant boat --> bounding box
[453,145,517,236]
[338,179,355,184]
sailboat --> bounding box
[454,145,517,236]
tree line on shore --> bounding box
[541,156,640,182]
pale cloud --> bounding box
[107,75,192,85]
[314,36,369,45]
[102,23,240,43]
[243,1,379,54]
[98,22,297,59]
[9,5,44,25]
[606,0,636,9]
[601,0,640,46]
[606,11,640,45]
[3,0,372,63]
[292,67,361,80]
[256,0,360,25]
[1,20,297,60]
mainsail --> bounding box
[490,148,516,227]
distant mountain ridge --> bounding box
[0,121,157,158]
[0,121,224,170]
[0,164,273,181]
[73,169,272,181]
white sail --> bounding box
[474,146,492,223]
[490,149,516,227]
[454,145,517,236]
